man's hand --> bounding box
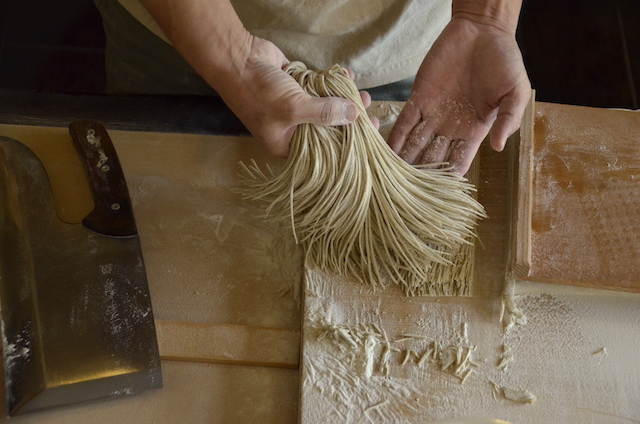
[139,0,366,157]
[388,14,531,175]
[215,37,365,157]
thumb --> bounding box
[489,83,532,152]
[300,96,359,126]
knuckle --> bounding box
[273,93,306,125]
[280,99,300,124]
[320,101,339,125]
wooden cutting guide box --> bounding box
[509,99,640,293]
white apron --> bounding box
[117,0,451,89]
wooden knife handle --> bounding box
[68,120,137,237]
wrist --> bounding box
[174,13,253,88]
[196,29,254,92]
[452,0,523,34]
[140,0,253,91]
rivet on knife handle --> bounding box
[69,120,137,237]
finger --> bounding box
[446,139,483,176]
[397,120,434,164]
[300,96,359,126]
[387,104,422,153]
[417,135,451,166]
[345,67,356,80]
[370,116,380,131]
[360,90,372,108]
[489,83,532,152]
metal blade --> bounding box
[0,136,162,416]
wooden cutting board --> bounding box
[298,101,640,424]
[511,102,640,292]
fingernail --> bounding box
[344,103,358,122]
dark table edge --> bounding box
[0,89,250,136]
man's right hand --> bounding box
[140,0,363,157]
[216,36,360,157]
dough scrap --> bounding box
[239,62,485,294]
[502,387,537,404]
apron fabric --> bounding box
[95,0,450,99]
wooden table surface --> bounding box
[1,101,640,424]
[0,123,301,424]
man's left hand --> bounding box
[387,16,531,176]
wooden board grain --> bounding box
[156,320,300,368]
[510,92,536,278]
[514,102,640,292]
